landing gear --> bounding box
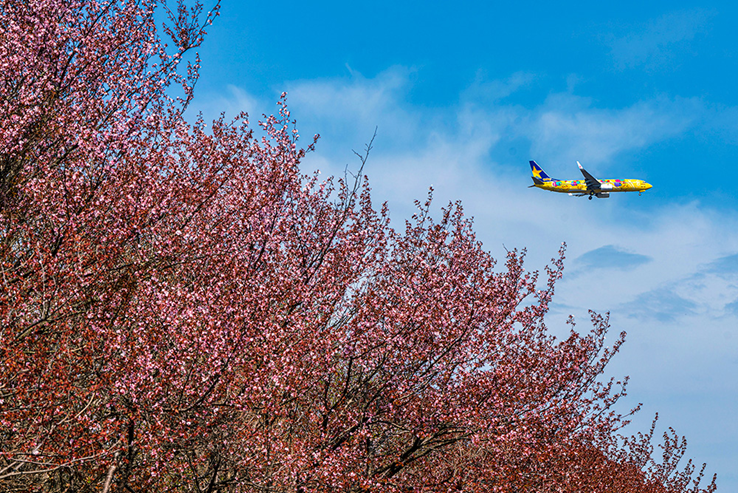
[588,195,593,200]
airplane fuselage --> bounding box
[533,178,651,194]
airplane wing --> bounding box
[577,161,601,191]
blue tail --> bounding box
[530,160,554,183]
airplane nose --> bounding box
[644,182,653,190]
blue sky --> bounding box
[190,1,738,489]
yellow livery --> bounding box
[530,161,652,200]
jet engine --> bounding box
[596,182,612,198]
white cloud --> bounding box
[283,66,424,153]
[570,245,652,279]
[461,71,538,103]
[193,84,270,125]
[608,9,716,70]
[523,94,701,169]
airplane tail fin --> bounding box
[530,160,553,181]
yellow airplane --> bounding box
[529,161,652,200]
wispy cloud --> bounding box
[283,66,424,152]
[608,9,716,71]
[620,287,698,322]
[461,71,538,103]
[193,85,270,125]
[523,94,701,168]
[724,299,738,316]
[704,253,738,276]
[202,68,703,179]
[575,245,652,271]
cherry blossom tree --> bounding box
[0,1,718,492]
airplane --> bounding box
[529,160,652,200]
